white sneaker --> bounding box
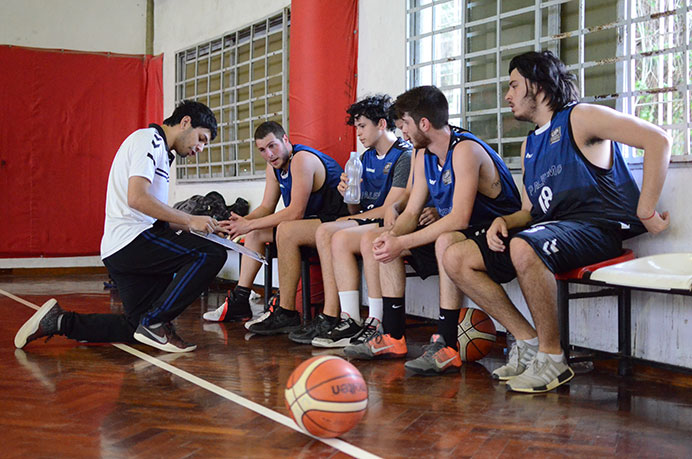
[492,341,538,381]
[507,353,575,393]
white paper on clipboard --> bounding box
[191,231,267,265]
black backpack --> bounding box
[173,192,249,220]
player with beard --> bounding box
[202,121,347,324]
[442,50,671,392]
[344,86,521,375]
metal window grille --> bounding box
[175,9,290,182]
[406,0,691,168]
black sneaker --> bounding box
[349,316,381,345]
[247,307,300,335]
[288,313,338,344]
[133,322,197,353]
[203,290,251,322]
[311,315,362,348]
[15,299,64,349]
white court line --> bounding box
[1,289,380,459]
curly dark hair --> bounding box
[392,86,448,129]
[509,50,579,112]
[163,100,218,140]
[346,95,395,131]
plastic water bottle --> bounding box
[344,151,362,205]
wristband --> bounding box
[640,210,657,221]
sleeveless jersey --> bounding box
[360,137,411,210]
[274,144,344,218]
[424,126,521,223]
[523,103,645,239]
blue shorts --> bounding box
[463,220,623,284]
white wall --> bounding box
[0,0,147,54]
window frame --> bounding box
[174,8,290,182]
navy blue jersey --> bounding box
[524,103,645,239]
[274,144,345,218]
[360,138,412,210]
[424,126,521,223]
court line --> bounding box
[1,289,380,459]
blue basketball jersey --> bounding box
[424,126,521,222]
[523,103,645,239]
[274,144,344,217]
[360,138,411,210]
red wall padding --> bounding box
[289,0,358,166]
[0,46,162,257]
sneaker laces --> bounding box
[506,343,520,368]
[353,319,378,342]
[420,339,445,358]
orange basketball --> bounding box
[457,307,497,361]
[285,355,368,438]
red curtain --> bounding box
[289,0,358,167]
[0,46,162,257]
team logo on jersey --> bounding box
[550,126,562,144]
[429,179,437,185]
[442,169,452,185]
[383,162,393,174]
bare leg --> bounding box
[315,221,358,317]
[379,256,407,297]
[238,227,274,288]
[509,238,560,353]
[443,238,536,340]
[359,228,387,300]
[435,231,466,311]
[276,219,321,311]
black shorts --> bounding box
[350,217,384,227]
[405,242,438,280]
[463,220,623,284]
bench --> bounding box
[556,251,692,376]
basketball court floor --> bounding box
[2,272,692,458]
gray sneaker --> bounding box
[507,354,575,393]
[134,323,197,353]
[14,299,64,349]
[492,341,538,381]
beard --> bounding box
[512,88,539,122]
[410,130,431,149]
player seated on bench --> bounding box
[306,109,441,348]
[344,85,521,376]
[248,95,411,337]
[442,50,671,393]
[203,121,348,323]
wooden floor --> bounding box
[2,273,692,458]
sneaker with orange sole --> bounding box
[343,329,407,360]
[404,334,461,375]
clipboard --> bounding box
[191,230,267,265]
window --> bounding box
[175,9,290,182]
[406,0,692,167]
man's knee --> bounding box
[359,230,378,257]
[315,223,334,251]
[509,237,542,272]
[442,239,475,282]
[435,231,461,257]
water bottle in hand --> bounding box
[344,151,362,205]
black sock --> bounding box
[383,296,405,339]
[234,285,251,303]
[437,308,460,349]
[278,306,299,316]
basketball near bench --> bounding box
[457,307,497,361]
[285,355,368,438]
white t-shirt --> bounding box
[100,125,172,259]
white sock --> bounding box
[338,290,361,323]
[367,297,383,322]
[522,337,539,347]
[548,351,565,363]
